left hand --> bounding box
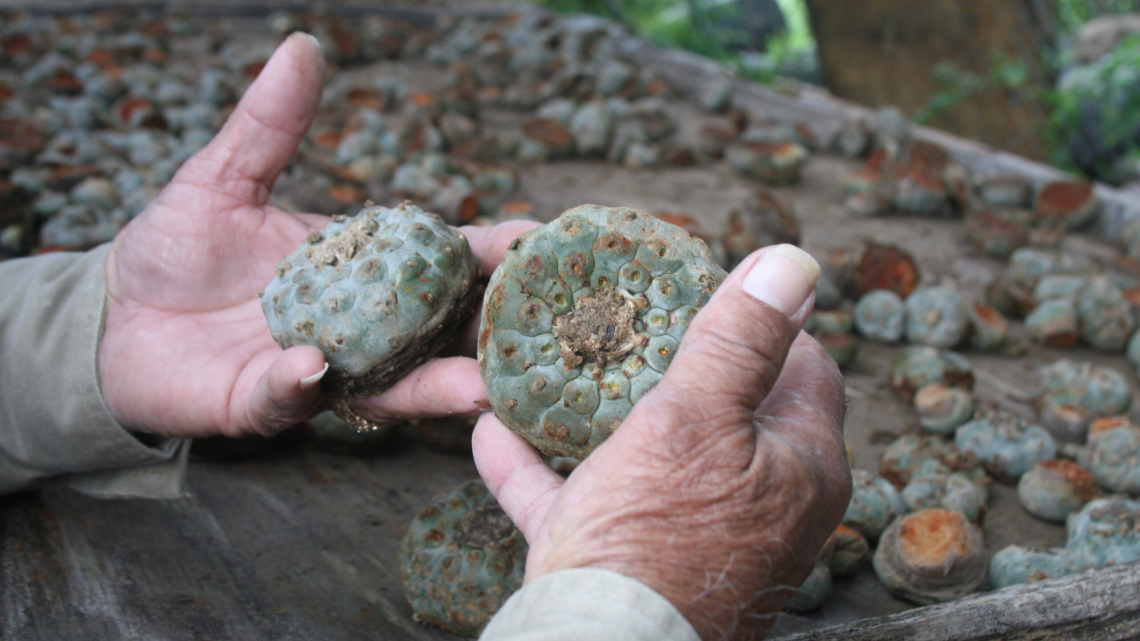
[99,33,535,438]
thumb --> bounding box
[173,32,326,205]
[244,345,327,436]
[651,244,819,420]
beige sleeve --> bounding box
[0,245,189,499]
[480,568,701,641]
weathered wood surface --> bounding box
[1,444,475,641]
[781,562,1140,641]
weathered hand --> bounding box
[474,245,852,641]
[99,34,534,438]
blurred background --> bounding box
[534,0,1140,185]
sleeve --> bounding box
[480,568,702,641]
[0,244,189,499]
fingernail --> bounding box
[293,31,321,49]
[742,245,820,317]
[300,362,329,387]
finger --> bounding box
[176,33,326,205]
[346,357,488,423]
[651,244,820,425]
[244,344,327,436]
[472,412,564,542]
[460,220,543,276]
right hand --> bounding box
[474,244,852,640]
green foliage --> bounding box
[1053,0,1140,32]
[1048,34,1140,173]
[528,0,818,84]
[913,56,1030,126]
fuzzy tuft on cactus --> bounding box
[843,469,907,541]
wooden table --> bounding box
[1,442,473,641]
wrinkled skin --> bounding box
[476,247,852,640]
[99,34,536,437]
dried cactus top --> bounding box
[262,202,480,397]
[399,480,526,637]
[478,205,726,459]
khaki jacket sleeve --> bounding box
[0,245,189,499]
[480,568,701,641]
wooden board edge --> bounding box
[778,562,1140,641]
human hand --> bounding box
[473,245,852,640]
[99,34,537,438]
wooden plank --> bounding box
[779,563,1140,641]
[0,445,479,641]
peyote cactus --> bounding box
[1033,274,1086,301]
[810,308,854,336]
[1128,329,1140,375]
[960,213,1030,261]
[988,546,1086,590]
[892,164,949,216]
[872,509,986,605]
[843,469,907,540]
[832,119,875,159]
[854,289,905,343]
[890,346,974,401]
[819,333,858,368]
[1038,360,1132,426]
[1066,497,1140,569]
[1077,276,1137,352]
[725,141,809,185]
[975,174,1032,209]
[966,302,1009,351]
[902,469,988,523]
[905,286,969,348]
[720,190,802,270]
[399,480,527,637]
[879,433,985,487]
[1078,421,1140,495]
[826,524,871,577]
[1035,180,1099,230]
[478,205,726,458]
[785,554,833,614]
[1025,298,1079,348]
[1017,460,1099,522]
[954,413,1056,482]
[913,383,974,436]
[262,203,481,426]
